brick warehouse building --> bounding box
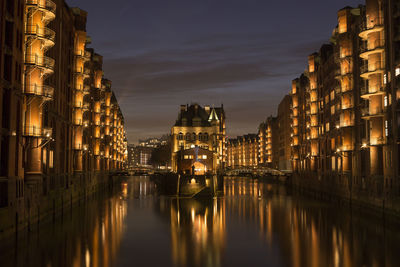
[0,0,127,236]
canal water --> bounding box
[1,176,400,267]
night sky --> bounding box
[66,0,362,144]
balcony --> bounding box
[370,136,386,146]
[359,18,384,40]
[83,68,91,78]
[360,86,386,99]
[341,103,354,110]
[340,145,354,152]
[335,68,352,80]
[25,55,55,74]
[26,0,56,22]
[74,119,83,126]
[24,84,54,100]
[25,25,55,48]
[75,50,91,61]
[83,85,91,95]
[361,107,386,119]
[74,67,90,78]
[340,117,355,128]
[335,51,352,63]
[23,126,52,138]
[360,62,385,78]
[360,39,385,59]
[82,103,90,111]
[341,85,353,94]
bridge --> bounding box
[224,166,287,177]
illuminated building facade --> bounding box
[0,0,25,212]
[288,1,400,205]
[277,95,292,171]
[257,121,267,165]
[227,134,259,168]
[0,0,127,236]
[171,104,226,174]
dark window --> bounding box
[1,136,9,177]
[0,180,8,207]
[3,55,12,82]
[2,89,11,129]
[5,21,13,48]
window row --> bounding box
[183,155,208,160]
[177,132,209,141]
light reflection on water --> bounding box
[1,176,400,267]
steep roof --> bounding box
[174,104,224,127]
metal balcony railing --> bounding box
[25,24,55,43]
[361,107,386,117]
[23,126,52,138]
[341,145,354,151]
[371,136,386,146]
[359,17,384,32]
[26,0,56,15]
[74,119,83,126]
[360,39,385,54]
[340,117,355,127]
[360,61,385,75]
[82,103,90,110]
[341,102,354,110]
[75,49,91,59]
[83,68,91,76]
[360,85,385,96]
[24,84,54,99]
[25,55,55,71]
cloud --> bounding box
[98,33,330,143]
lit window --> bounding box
[385,120,389,137]
[49,150,54,168]
[384,74,387,84]
[384,95,388,107]
[396,68,400,77]
[202,155,207,159]
[184,155,189,159]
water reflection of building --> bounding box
[2,186,127,267]
[223,177,396,267]
[167,199,226,267]
[124,176,156,198]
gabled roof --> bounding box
[208,108,219,122]
[174,104,224,127]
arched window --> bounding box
[177,132,183,140]
[192,133,196,141]
[198,132,203,141]
[204,133,209,141]
[185,133,191,141]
